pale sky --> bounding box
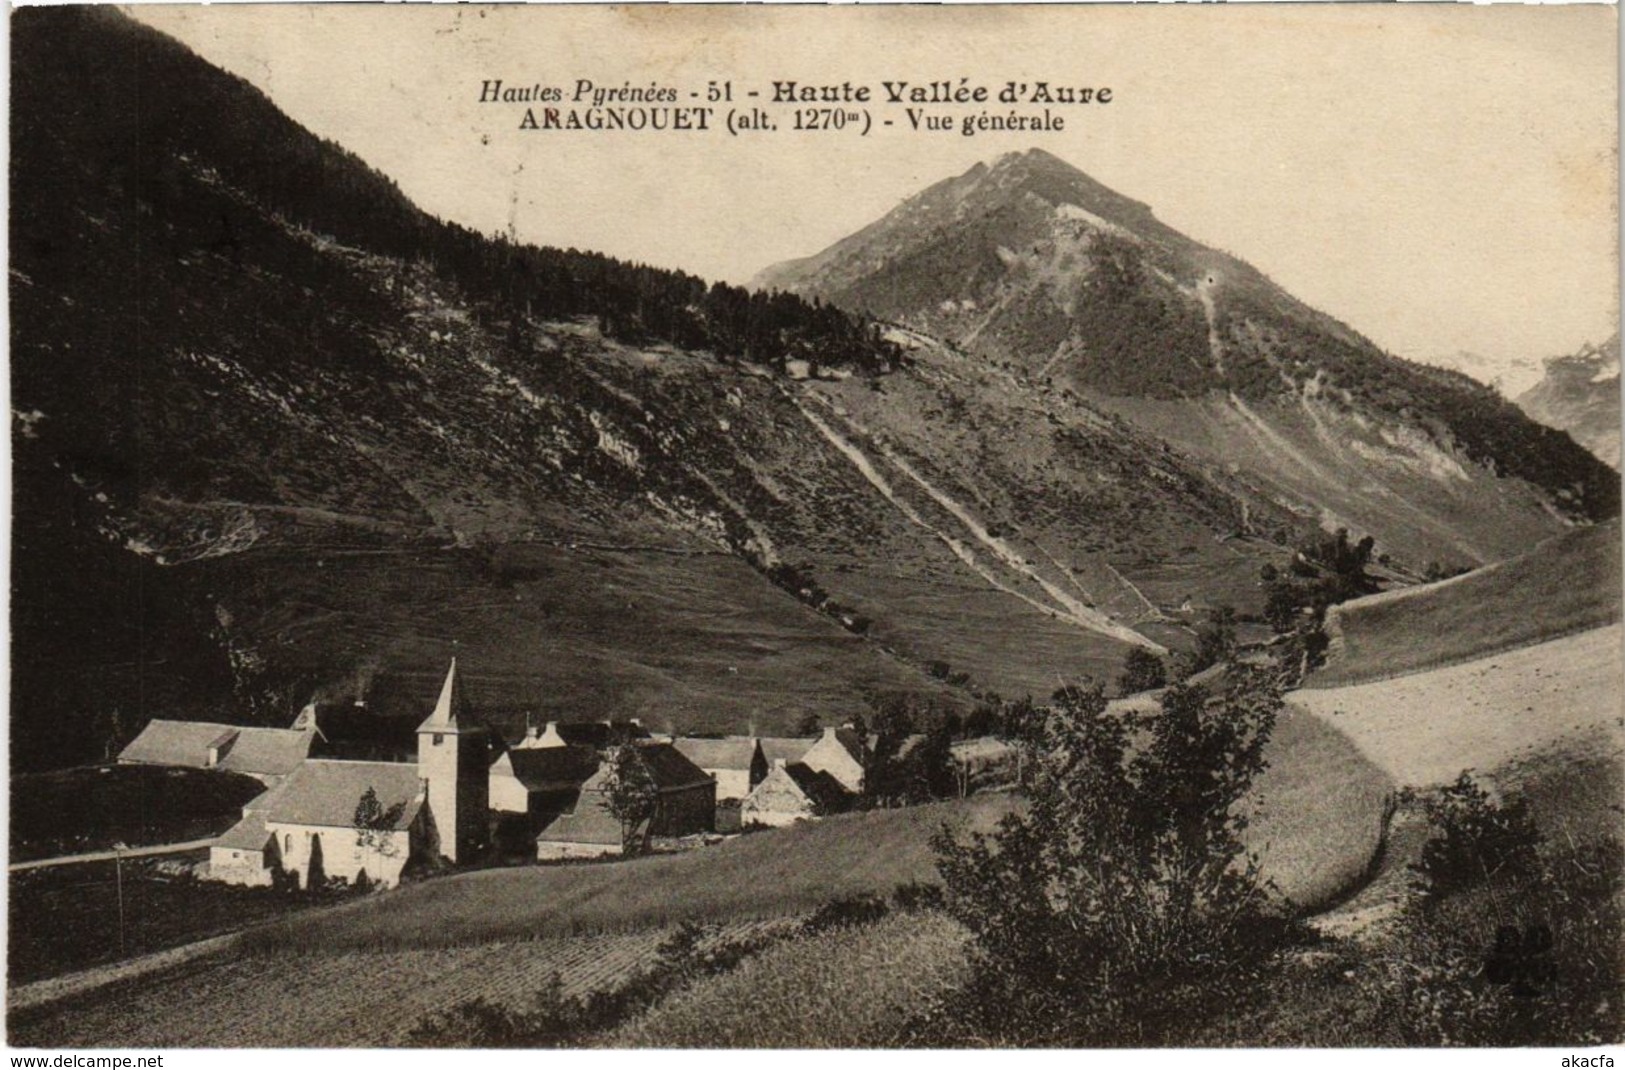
[131,4,1619,373]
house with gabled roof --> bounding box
[488,743,601,816]
[119,719,313,785]
[740,758,853,828]
[799,725,868,794]
[535,740,715,860]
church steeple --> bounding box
[418,658,464,733]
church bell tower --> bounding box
[416,659,488,862]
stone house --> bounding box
[798,725,868,794]
[535,741,715,860]
[740,759,852,828]
[487,742,601,817]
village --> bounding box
[113,660,986,891]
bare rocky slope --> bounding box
[756,149,1617,572]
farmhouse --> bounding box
[740,758,852,827]
[670,736,768,801]
[535,741,716,860]
[118,719,314,785]
[798,725,868,794]
[208,660,489,888]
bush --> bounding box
[802,893,890,935]
[932,667,1299,1044]
[891,880,945,913]
[1116,647,1167,695]
[1410,773,1541,906]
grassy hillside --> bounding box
[1295,624,1623,792]
[1309,520,1622,688]
[14,8,1349,770]
[241,796,1010,954]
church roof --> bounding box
[256,760,424,831]
[671,736,761,773]
[630,741,714,791]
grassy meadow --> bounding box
[1310,520,1621,688]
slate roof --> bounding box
[303,705,418,763]
[255,760,424,830]
[120,720,235,767]
[671,737,760,772]
[867,733,926,762]
[633,741,714,791]
[758,737,816,765]
[119,720,313,777]
[534,791,627,846]
[214,812,273,851]
[502,746,601,793]
[783,762,854,814]
[217,728,314,777]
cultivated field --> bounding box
[1294,624,1624,790]
[607,911,971,1047]
[1310,520,1621,688]
[10,920,785,1048]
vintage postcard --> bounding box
[7,2,1621,1052]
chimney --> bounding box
[531,721,566,749]
[822,726,839,740]
[773,757,787,769]
[525,726,540,742]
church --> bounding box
[208,660,488,889]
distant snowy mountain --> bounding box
[1518,335,1622,469]
[1426,351,1546,399]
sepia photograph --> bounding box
[6,1,1622,1051]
